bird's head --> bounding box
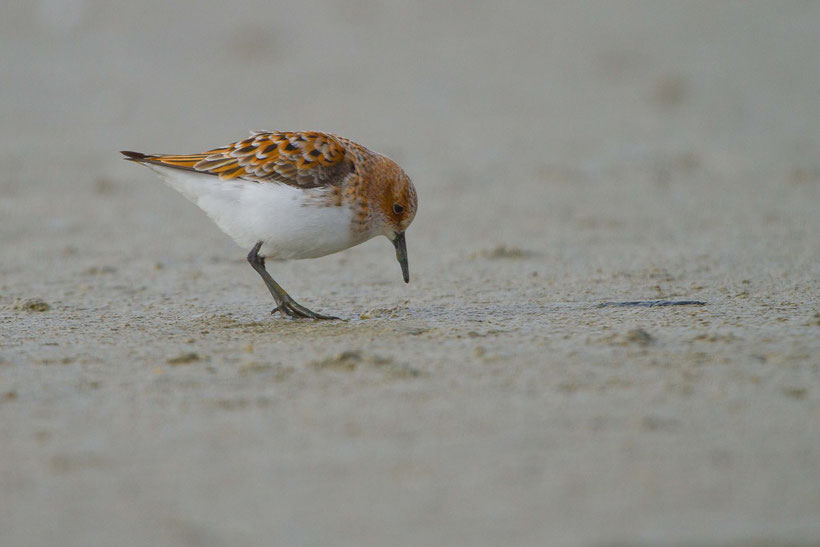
[368,157,417,283]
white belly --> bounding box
[148,165,366,259]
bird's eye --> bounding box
[393,203,404,215]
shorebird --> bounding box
[122,130,417,319]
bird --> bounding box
[121,130,417,320]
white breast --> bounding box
[147,165,366,259]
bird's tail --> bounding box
[120,150,153,162]
[120,150,211,173]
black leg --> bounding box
[246,242,339,320]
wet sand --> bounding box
[1,2,819,545]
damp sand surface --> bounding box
[1,3,820,546]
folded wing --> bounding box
[130,131,355,188]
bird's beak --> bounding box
[392,232,409,283]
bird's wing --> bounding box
[124,131,355,188]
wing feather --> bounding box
[138,131,355,188]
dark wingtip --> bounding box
[120,150,149,161]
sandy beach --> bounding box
[1,2,819,545]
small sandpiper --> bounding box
[122,130,417,319]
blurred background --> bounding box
[2,1,818,262]
[1,2,819,546]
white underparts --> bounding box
[146,165,368,259]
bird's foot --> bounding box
[271,298,339,320]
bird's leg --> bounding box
[246,242,339,320]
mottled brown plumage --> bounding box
[129,131,356,188]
